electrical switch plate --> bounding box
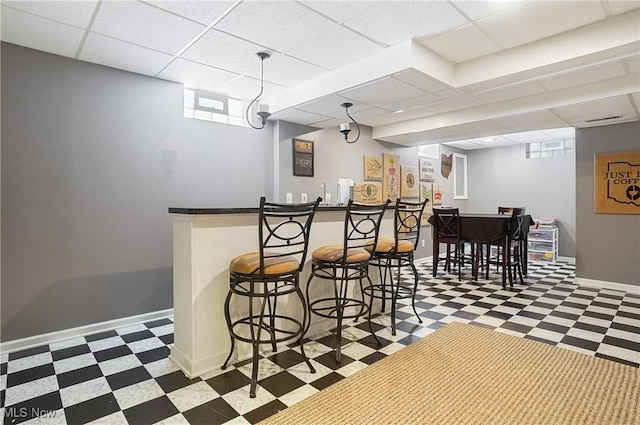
[286,193,293,203]
[301,193,307,202]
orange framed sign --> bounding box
[594,150,640,214]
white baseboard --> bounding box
[1,308,174,355]
[573,278,639,295]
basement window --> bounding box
[184,89,246,127]
[526,139,574,158]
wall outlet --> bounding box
[421,239,426,248]
[301,193,307,202]
[286,193,293,203]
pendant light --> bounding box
[245,52,271,129]
[339,102,360,143]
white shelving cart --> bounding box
[528,222,558,263]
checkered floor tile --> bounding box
[1,260,638,424]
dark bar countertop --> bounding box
[168,205,352,215]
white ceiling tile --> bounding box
[418,23,501,64]
[286,25,384,70]
[0,6,85,58]
[79,33,174,77]
[181,29,267,75]
[382,94,444,112]
[473,138,519,148]
[450,0,527,21]
[540,127,576,140]
[2,0,97,28]
[607,1,640,15]
[260,54,327,87]
[214,1,335,53]
[474,82,547,103]
[538,62,628,91]
[428,96,485,114]
[300,1,377,24]
[500,130,554,143]
[631,92,640,110]
[476,1,607,49]
[158,58,241,93]
[91,1,206,55]
[393,70,453,94]
[216,73,284,100]
[339,77,426,105]
[492,110,565,128]
[442,140,484,150]
[269,108,328,126]
[295,94,368,117]
[344,1,469,46]
[553,95,636,123]
[625,56,639,73]
[144,0,235,25]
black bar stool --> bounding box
[365,198,428,336]
[305,199,390,362]
[221,196,321,398]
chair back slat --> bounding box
[343,199,390,259]
[498,206,526,240]
[433,207,461,239]
[394,198,429,251]
[258,196,322,276]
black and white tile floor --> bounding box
[1,260,639,424]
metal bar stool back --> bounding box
[305,199,390,363]
[365,198,428,337]
[222,196,321,398]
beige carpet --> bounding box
[258,322,639,425]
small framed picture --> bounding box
[293,139,314,177]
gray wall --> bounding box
[575,122,640,287]
[467,144,576,257]
[1,43,273,341]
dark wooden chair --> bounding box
[221,196,321,398]
[365,198,428,337]
[486,206,526,287]
[305,199,390,362]
[432,208,462,280]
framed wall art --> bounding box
[293,139,314,177]
[594,150,640,214]
[364,155,383,181]
[401,166,419,198]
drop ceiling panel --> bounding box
[158,58,241,94]
[214,1,336,53]
[339,77,427,106]
[474,81,547,103]
[476,1,606,49]
[300,0,377,24]
[381,94,444,112]
[182,29,268,76]
[91,1,206,55]
[295,94,369,117]
[0,6,85,58]
[216,73,284,99]
[627,57,639,73]
[538,62,628,91]
[269,108,329,126]
[80,33,174,77]
[418,24,501,64]
[540,127,576,140]
[451,0,527,21]
[442,140,485,150]
[393,69,453,94]
[553,95,637,124]
[608,0,640,15]
[492,110,565,128]
[285,25,384,70]
[144,0,235,26]
[257,54,327,87]
[343,1,468,46]
[2,0,97,28]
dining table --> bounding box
[429,213,533,287]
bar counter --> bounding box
[168,205,394,378]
